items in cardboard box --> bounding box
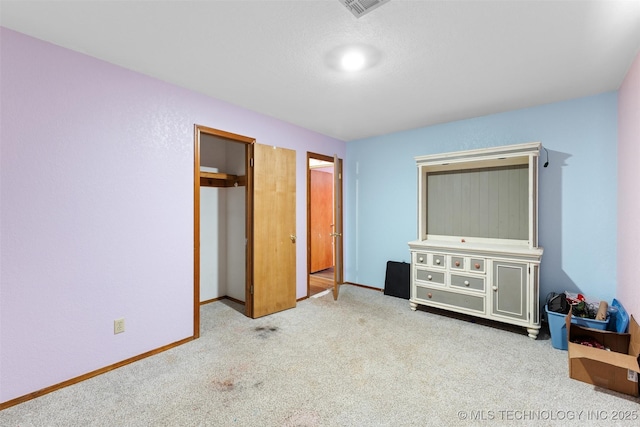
[567,312,640,397]
[571,336,607,350]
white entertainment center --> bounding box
[408,142,543,338]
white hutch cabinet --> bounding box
[408,142,543,338]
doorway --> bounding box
[194,126,253,338]
[307,152,343,299]
[194,125,297,337]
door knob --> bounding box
[290,235,296,243]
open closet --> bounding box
[194,125,297,336]
[199,133,247,305]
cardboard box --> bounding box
[566,312,640,397]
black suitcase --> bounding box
[384,261,410,299]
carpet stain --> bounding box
[212,378,235,391]
[283,410,320,426]
[358,317,366,325]
[231,363,250,374]
[254,325,279,338]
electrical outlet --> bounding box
[114,318,125,334]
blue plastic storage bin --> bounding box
[546,307,569,350]
[608,298,629,333]
[571,315,610,329]
[545,305,610,350]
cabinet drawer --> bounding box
[451,274,485,292]
[470,258,485,273]
[415,269,445,285]
[431,254,446,267]
[415,287,484,313]
[451,256,465,270]
[414,253,429,265]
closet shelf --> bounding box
[200,172,246,188]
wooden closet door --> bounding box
[251,144,297,318]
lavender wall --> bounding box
[0,28,345,404]
[617,51,640,320]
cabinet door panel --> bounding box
[492,262,527,320]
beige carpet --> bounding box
[1,285,638,426]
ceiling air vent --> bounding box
[338,0,391,18]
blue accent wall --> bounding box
[345,92,618,304]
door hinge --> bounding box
[250,285,254,294]
[250,157,254,167]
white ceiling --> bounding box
[2,0,639,141]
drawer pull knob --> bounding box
[418,257,424,262]
[427,293,432,299]
[427,275,433,280]
[455,261,461,267]
[492,286,498,291]
[474,263,481,269]
[436,259,441,265]
[464,280,470,286]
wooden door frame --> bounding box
[306,152,343,297]
[332,155,344,300]
[193,124,254,338]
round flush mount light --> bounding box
[341,50,366,71]
[325,44,381,72]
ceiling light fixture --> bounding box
[341,50,366,71]
[325,44,381,73]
